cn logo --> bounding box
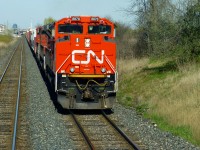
[72,50,104,64]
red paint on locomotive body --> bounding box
[54,16,116,76]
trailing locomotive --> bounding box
[27,16,117,109]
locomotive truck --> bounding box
[27,16,118,109]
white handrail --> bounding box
[55,54,71,91]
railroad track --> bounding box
[0,39,29,150]
[0,41,20,81]
[68,110,143,150]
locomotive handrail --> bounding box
[55,54,71,91]
[105,55,116,73]
[105,55,118,92]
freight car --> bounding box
[26,28,36,49]
[27,16,118,109]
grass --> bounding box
[0,35,16,57]
[117,58,200,146]
[0,34,13,49]
[147,113,196,144]
[0,34,13,44]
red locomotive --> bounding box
[27,16,117,109]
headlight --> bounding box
[70,67,75,73]
[101,67,106,73]
[85,38,90,47]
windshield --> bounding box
[88,25,111,34]
[58,24,83,33]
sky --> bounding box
[0,0,133,29]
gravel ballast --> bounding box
[24,39,76,149]
[111,104,200,150]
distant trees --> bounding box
[122,0,200,63]
[174,1,200,62]
[115,22,137,59]
[126,0,178,57]
[44,17,56,25]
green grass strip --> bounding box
[0,34,13,43]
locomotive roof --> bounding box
[56,16,114,25]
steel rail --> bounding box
[12,41,23,150]
[101,110,141,150]
[69,110,95,150]
[0,41,21,83]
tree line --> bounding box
[116,0,200,63]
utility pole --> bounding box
[30,19,33,30]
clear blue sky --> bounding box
[0,0,133,29]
